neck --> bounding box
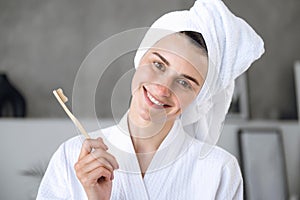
[127,111,176,177]
[127,112,175,154]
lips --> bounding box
[143,86,170,109]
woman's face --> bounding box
[130,33,208,126]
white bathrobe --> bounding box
[37,114,243,200]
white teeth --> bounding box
[147,92,164,106]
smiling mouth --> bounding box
[143,86,171,108]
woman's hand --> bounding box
[74,137,119,200]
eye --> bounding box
[177,79,192,90]
[153,61,165,71]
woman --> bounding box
[37,0,264,199]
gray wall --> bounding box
[0,0,300,119]
[221,0,300,119]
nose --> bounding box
[155,84,171,97]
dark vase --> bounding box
[0,73,26,117]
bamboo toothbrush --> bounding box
[53,88,90,139]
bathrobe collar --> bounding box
[103,111,194,175]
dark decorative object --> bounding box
[0,73,26,117]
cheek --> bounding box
[174,92,197,111]
[131,65,156,94]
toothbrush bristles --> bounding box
[56,88,68,103]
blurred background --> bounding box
[0,0,299,119]
[0,0,300,199]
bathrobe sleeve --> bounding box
[36,143,72,200]
[216,157,243,200]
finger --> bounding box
[79,148,112,168]
[89,167,112,183]
[91,149,119,170]
[81,148,119,170]
[79,166,112,186]
[96,137,109,150]
[79,138,108,160]
[76,156,114,174]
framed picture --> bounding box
[227,73,249,120]
[238,128,289,200]
[294,60,300,120]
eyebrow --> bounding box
[153,52,170,66]
[182,74,200,86]
[152,52,200,86]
